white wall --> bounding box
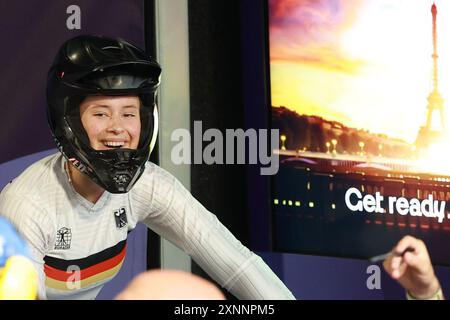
[154,0,192,272]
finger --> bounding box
[383,257,391,273]
[384,263,398,279]
[391,255,403,270]
[403,251,428,273]
[394,236,421,255]
[393,261,408,279]
[383,256,396,277]
[388,258,404,279]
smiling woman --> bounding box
[69,95,144,203]
[0,34,296,300]
[79,96,142,151]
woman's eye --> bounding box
[124,113,137,118]
[94,111,109,118]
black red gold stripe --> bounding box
[44,239,127,290]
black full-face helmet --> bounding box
[47,35,161,193]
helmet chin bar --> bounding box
[111,167,142,193]
[109,154,136,191]
[85,148,146,193]
[114,173,130,187]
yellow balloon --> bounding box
[0,255,38,300]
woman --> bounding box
[0,35,295,300]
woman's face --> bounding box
[80,95,141,150]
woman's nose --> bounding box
[107,116,125,134]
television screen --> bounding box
[269,0,450,265]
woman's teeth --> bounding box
[104,141,125,148]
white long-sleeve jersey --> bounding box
[0,153,295,300]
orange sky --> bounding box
[270,0,450,143]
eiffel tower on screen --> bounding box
[416,2,448,149]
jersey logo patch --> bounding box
[55,227,72,250]
[114,207,128,229]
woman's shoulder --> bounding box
[138,161,178,185]
[130,161,181,203]
[0,153,64,232]
[1,152,64,199]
